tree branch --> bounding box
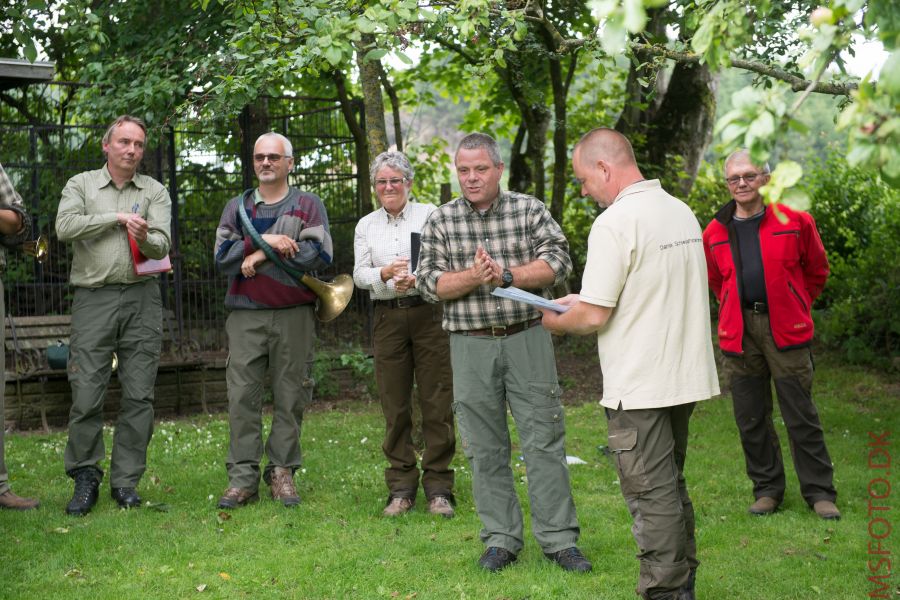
[517,11,858,96]
[632,43,858,95]
[377,63,403,152]
[433,35,479,66]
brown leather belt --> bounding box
[459,318,542,338]
[375,295,427,309]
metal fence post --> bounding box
[166,127,185,341]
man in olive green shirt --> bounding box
[55,115,172,516]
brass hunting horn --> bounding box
[22,234,49,263]
[236,200,353,322]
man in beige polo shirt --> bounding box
[541,128,719,600]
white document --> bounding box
[491,286,571,313]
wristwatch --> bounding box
[500,268,514,288]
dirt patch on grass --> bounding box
[554,335,603,406]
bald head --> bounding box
[572,128,644,208]
[575,128,638,170]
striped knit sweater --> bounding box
[215,187,333,310]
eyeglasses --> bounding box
[726,173,764,186]
[374,177,408,188]
[253,153,289,163]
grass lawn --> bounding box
[1,351,897,599]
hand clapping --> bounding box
[474,246,502,286]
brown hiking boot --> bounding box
[427,495,455,518]
[217,487,259,509]
[269,467,300,507]
[813,500,841,520]
[383,496,414,517]
[0,489,39,511]
[748,496,780,516]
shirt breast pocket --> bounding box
[499,239,533,268]
[449,238,479,271]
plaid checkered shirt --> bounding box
[417,190,572,332]
[0,162,32,270]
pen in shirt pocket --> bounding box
[131,202,140,215]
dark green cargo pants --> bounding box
[64,280,162,487]
[606,403,697,600]
[727,309,836,507]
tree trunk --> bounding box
[508,124,530,193]
[356,34,388,158]
[378,64,403,151]
[644,62,718,197]
[238,98,270,191]
[546,51,577,228]
[333,70,371,211]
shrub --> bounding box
[805,153,900,370]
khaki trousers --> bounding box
[224,305,315,489]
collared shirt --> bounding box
[0,162,32,270]
[580,179,719,409]
[417,190,572,332]
[56,164,172,287]
[353,200,435,300]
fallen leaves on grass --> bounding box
[219,572,231,581]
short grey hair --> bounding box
[456,132,502,166]
[724,149,770,174]
[255,132,293,158]
[102,115,147,145]
[370,151,414,185]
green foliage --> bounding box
[805,153,900,369]
[339,348,378,398]
[310,352,341,398]
[685,161,727,229]
[406,138,452,206]
[561,195,600,288]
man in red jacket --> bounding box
[703,149,839,520]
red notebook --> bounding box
[128,234,172,275]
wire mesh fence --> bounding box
[1,89,372,356]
